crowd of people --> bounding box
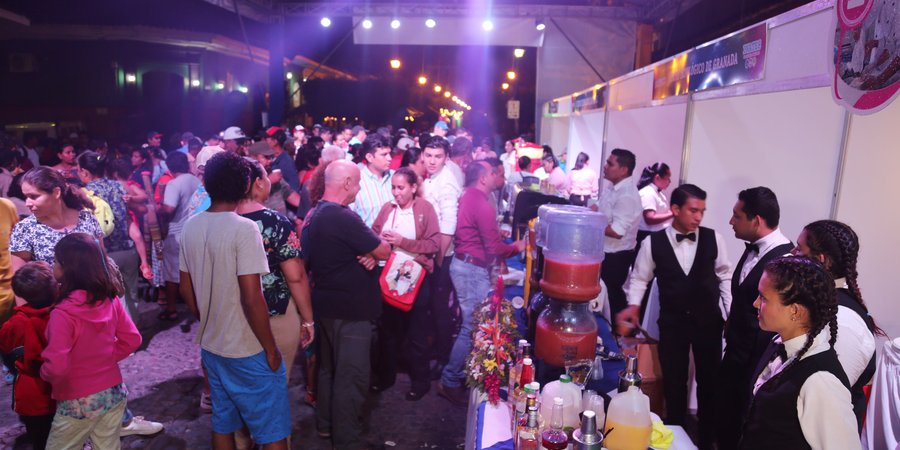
[0,118,882,450]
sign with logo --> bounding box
[688,23,768,92]
[831,0,900,114]
[548,99,559,115]
[653,52,690,100]
[507,100,520,119]
[572,85,606,113]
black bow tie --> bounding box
[745,242,759,253]
[676,233,696,242]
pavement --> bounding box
[0,302,468,450]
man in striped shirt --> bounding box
[349,135,393,227]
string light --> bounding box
[501,82,509,90]
[390,59,402,69]
[434,85,442,93]
[418,76,428,85]
[507,71,517,80]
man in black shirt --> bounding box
[301,160,390,450]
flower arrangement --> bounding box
[466,276,520,405]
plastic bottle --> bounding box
[540,397,569,450]
[603,386,651,450]
[540,374,581,433]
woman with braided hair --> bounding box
[740,255,860,450]
[793,220,881,430]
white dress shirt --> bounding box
[598,175,642,253]
[738,228,792,283]
[626,226,732,315]
[423,164,463,236]
[832,278,877,385]
[753,331,862,450]
[445,159,465,187]
[637,184,671,232]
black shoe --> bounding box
[405,386,430,401]
[369,381,395,393]
[429,361,445,381]
[437,382,468,406]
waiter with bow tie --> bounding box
[617,184,731,450]
[715,186,794,450]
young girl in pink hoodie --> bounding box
[40,232,142,450]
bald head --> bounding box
[323,159,361,205]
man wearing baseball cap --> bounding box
[293,124,306,149]
[432,121,449,138]
[222,126,248,155]
[267,127,301,193]
[146,131,162,148]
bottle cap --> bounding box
[560,374,571,383]
[553,397,564,405]
[523,385,533,394]
[523,357,532,365]
[529,381,540,391]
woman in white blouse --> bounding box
[741,256,860,450]
[566,152,598,206]
[636,162,673,246]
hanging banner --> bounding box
[548,99,560,115]
[653,52,690,100]
[831,0,900,115]
[572,85,606,113]
[688,23,768,92]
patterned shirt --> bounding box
[241,208,302,316]
[9,210,103,263]
[86,178,133,252]
[349,164,393,228]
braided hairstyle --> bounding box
[637,161,670,190]
[763,255,838,381]
[802,220,885,336]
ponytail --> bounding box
[77,150,107,178]
[638,162,670,190]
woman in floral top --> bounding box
[236,158,315,378]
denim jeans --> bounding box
[440,258,491,388]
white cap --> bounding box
[195,145,225,168]
[529,381,540,391]
[222,126,246,140]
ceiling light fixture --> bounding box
[425,18,436,28]
[482,20,494,31]
[391,19,401,29]
[362,18,373,29]
[390,59,402,69]
[535,19,546,31]
[320,17,331,27]
[514,48,525,58]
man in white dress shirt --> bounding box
[598,148,643,318]
[617,184,731,450]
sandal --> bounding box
[157,310,179,321]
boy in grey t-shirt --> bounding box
[178,152,290,448]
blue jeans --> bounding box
[441,258,491,388]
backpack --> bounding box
[82,188,114,237]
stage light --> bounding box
[390,59,401,69]
[320,17,331,28]
[125,73,136,83]
[286,72,293,80]
[190,79,200,87]
[434,85,442,93]
[214,81,225,90]
[535,19,546,31]
[418,76,427,85]
[482,20,494,31]
[452,96,458,101]
[444,91,451,98]
[391,19,401,29]
[425,18,436,28]
[501,82,510,90]
[362,18,373,29]
[514,48,525,58]
[507,71,517,80]
[237,85,248,93]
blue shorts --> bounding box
[201,350,291,444]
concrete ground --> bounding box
[0,302,468,450]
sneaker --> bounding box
[199,392,213,413]
[120,416,164,436]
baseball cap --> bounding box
[313,124,322,129]
[195,146,224,168]
[222,126,246,140]
[293,124,305,132]
[397,128,409,136]
[397,136,415,151]
[434,121,449,130]
[147,131,162,140]
[248,141,275,157]
[265,126,282,136]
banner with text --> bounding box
[572,85,606,113]
[688,23,768,92]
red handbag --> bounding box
[379,252,426,312]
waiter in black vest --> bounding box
[716,186,794,450]
[617,184,731,450]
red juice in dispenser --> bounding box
[540,258,602,301]
[534,300,598,367]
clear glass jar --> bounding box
[535,299,598,367]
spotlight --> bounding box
[391,19,401,29]
[286,72,293,80]
[507,71,517,80]
[418,76,428,85]
[125,73,136,83]
[190,79,200,87]
[482,20,494,31]
[535,19,546,31]
[514,48,525,58]
[237,85,248,93]
[425,18,436,28]
[390,59,402,69]
[320,17,331,27]
[501,82,510,90]
[467,106,472,110]
[434,85,442,93]
[362,18,373,29]
[214,81,225,90]
[444,91,451,98]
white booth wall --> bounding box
[566,111,605,172]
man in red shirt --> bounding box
[438,161,525,405]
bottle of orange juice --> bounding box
[603,386,651,450]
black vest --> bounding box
[740,346,850,450]
[725,241,795,364]
[837,288,877,431]
[650,227,723,327]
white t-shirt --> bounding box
[384,203,417,260]
[164,173,201,238]
[179,211,270,358]
[638,184,671,232]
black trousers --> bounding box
[658,321,723,448]
[429,256,457,363]
[20,414,54,450]
[716,351,755,450]
[372,274,433,393]
[601,249,635,318]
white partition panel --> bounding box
[566,111,605,169]
[605,102,689,196]
[685,87,845,264]
[837,100,900,339]
[539,117,571,160]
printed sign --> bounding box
[507,100,520,119]
[572,85,606,113]
[653,53,690,100]
[688,23,768,92]
[548,99,559,115]
[831,0,900,114]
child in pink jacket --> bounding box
[40,233,141,450]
